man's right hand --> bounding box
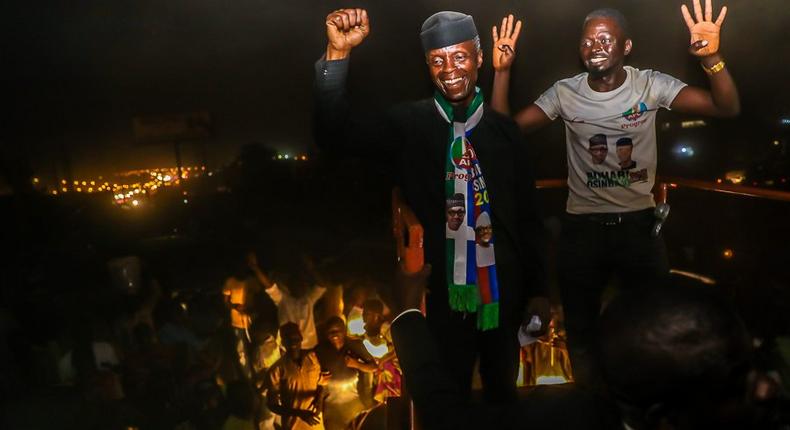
[326,8,370,61]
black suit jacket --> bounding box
[314,57,545,326]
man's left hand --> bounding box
[681,0,728,57]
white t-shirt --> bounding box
[534,66,687,214]
[265,283,326,349]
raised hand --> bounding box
[326,8,370,60]
[492,14,522,72]
[681,0,727,57]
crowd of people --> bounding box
[45,250,404,430]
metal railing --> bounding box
[535,177,790,202]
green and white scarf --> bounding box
[435,88,500,331]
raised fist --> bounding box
[326,8,370,59]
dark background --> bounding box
[5,0,789,179]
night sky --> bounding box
[6,0,790,179]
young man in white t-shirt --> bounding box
[489,1,740,386]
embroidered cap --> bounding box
[420,11,478,52]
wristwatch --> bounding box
[702,60,726,75]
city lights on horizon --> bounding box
[33,165,211,207]
[275,153,308,161]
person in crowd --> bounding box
[266,322,327,430]
[315,316,376,430]
[157,300,203,353]
[59,318,124,401]
[251,253,327,350]
[361,299,402,404]
[250,321,280,430]
[223,255,260,377]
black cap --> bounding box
[589,133,608,148]
[616,137,634,147]
[420,11,478,52]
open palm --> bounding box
[492,14,522,71]
[681,0,727,57]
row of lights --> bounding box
[275,154,309,161]
[38,166,209,207]
[112,166,207,206]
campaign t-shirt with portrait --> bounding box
[534,66,687,214]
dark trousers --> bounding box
[558,209,669,388]
[429,313,520,404]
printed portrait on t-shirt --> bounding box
[616,137,637,170]
[588,134,608,165]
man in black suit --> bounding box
[314,8,548,403]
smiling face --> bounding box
[579,17,631,77]
[427,39,482,106]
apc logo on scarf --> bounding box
[451,136,477,170]
[622,102,648,122]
